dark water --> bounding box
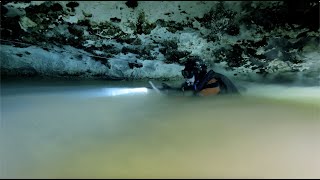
[1,79,319,178]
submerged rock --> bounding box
[19,16,37,32]
[1,1,319,85]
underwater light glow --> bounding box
[107,87,149,96]
[69,87,149,98]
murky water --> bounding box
[1,79,320,178]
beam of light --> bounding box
[106,87,148,96]
[66,87,149,98]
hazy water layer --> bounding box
[1,79,319,178]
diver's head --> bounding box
[181,56,207,84]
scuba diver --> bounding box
[162,56,240,96]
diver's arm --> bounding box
[160,82,183,91]
[161,82,193,92]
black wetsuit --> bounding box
[181,70,239,95]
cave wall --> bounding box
[1,1,319,84]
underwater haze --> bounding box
[1,79,319,178]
